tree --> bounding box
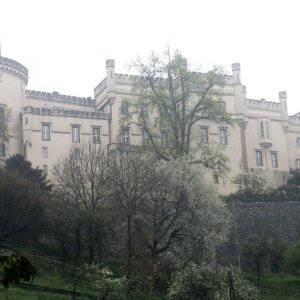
[284,241,300,274]
[0,249,37,288]
[0,168,48,241]
[109,149,230,289]
[84,263,126,298]
[5,154,52,192]
[124,48,233,174]
[52,141,111,265]
[168,262,259,300]
[0,107,11,158]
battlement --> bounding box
[106,59,115,68]
[0,56,28,83]
[26,90,96,106]
[246,98,282,111]
[231,63,240,71]
[0,56,28,75]
[22,106,110,120]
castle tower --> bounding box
[279,91,288,121]
[0,55,28,158]
[231,63,245,116]
[106,59,115,93]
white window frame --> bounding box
[256,150,263,167]
[93,127,101,144]
[72,126,80,143]
[161,130,168,147]
[201,127,209,144]
[142,130,149,146]
[219,128,227,145]
[260,120,270,138]
[122,128,130,144]
[42,147,48,158]
[121,101,129,115]
[42,124,50,141]
[271,152,278,168]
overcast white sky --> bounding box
[1,0,299,114]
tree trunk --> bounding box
[74,227,82,267]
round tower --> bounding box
[0,55,28,158]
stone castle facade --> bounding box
[1,54,300,194]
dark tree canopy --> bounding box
[5,154,52,192]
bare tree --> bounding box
[52,141,110,265]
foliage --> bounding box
[284,241,300,274]
[168,262,259,300]
[0,168,48,240]
[124,48,233,175]
[287,169,300,186]
[0,249,37,288]
[84,263,126,298]
[5,154,52,192]
[109,149,230,288]
[233,172,266,196]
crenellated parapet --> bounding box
[0,56,28,84]
[22,106,110,120]
[26,90,96,106]
[246,98,282,111]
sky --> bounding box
[1,0,300,114]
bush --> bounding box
[284,241,300,274]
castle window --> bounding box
[219,101,226,111]
[74,148,80,159]
[141,103,148,116]
[42,147,48,158]
[42,164,48,175]
[256,150,263,167]
[213,174,219,184]
[122,128,130,144]
[42,124,50,140]
[260,120,269,138]
[93,127,101,144]
[296,138,300,148]
[161,130,168,147]
[142,130,149,146]
[72,126,80,143]
[201,127,209,144]
[121,101,129,115]
[219,128,227,145]
[271,152,278,168]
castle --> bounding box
[1,54,300,194]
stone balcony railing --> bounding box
[22,106,111,120]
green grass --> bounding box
[259,273,300,300]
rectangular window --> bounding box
[297,138,300,148]
[72,126,80,143]
[122,128,130,144]
[121,101,129,115]
[201,127,209,144]
[74,148,80,159]
[256,150,263,167]
[260,121,269,138]
[142,130,149,146]
[93,127,101,144]
[42,164,48,175]
[213,174,219,184]
[271,152,278,168]
[42,124,50,140]
[42,147,48,158]
[161,130,168,147]
[219,128,227,145]
[141,103,148,116]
